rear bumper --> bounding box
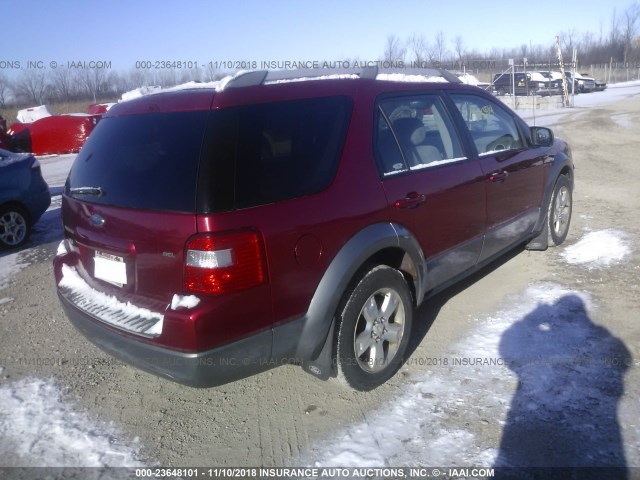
[58,291,273,387]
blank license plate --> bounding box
[94,251,127,286]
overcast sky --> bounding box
[1,0,634,74]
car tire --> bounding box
[548,175,572,246]
[335,265,413,391]
[0,205,30,249]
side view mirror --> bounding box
[530,126,554,147]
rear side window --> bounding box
[198,96,352,213]
[67,111,208,212]
[376,95,465,176]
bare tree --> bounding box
[582,31,595,51]
[125,68,151,91]
[622,2,640,62]
[0,73,11,107]
[608,7,627,62]
[560,29,578,57]
[12,70,50,105]
[598,18,605,47]
[384,35,406,62]
[408,34,434,63]
[81,67,111,102]
[454,35,465,62]
[155,69,179,88]
[610,8,621,45]
[179,67,202,84]
[377,12,640,78]
[434,31,447,64]
[51,68,77,103]
[203,63,221,82]
[111,71,135,96]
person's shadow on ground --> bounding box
[494,294,630,480]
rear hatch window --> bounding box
[66,110,209,212]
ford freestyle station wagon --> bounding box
[54,68,574,391]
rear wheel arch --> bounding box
[363,247,420,306]
[294,223,426,376]
[0,201,32,223]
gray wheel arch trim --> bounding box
[535,150,574,233]
[527,148,574,250]
[272,222,426,365]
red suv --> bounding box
[54,68,573,391]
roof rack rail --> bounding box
[360,66,378,80]
[223,66,462,89]
[437,69,464,83]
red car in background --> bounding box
[5,104,112,156]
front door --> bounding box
[375,94,486,291]
[448,93,544,260]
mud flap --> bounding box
[302,320,336,381]
[526,217,549,251]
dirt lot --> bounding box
[1,88,639,472]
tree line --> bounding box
[0,63,225,109]
[383,2,640,69]
[1,1,638,109]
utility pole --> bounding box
[556,36,570,107]
[571,48,578,105]
[509,58,515,109]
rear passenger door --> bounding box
[448,93,544,260]
[376,94,486,290]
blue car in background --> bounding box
[0,149,51,249]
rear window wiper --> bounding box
[69,187,105,197]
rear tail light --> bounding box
[184,230,267,295]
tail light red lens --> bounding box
[184,230,267,295]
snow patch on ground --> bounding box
[562,229,631,268]
[611,113,633,128]
[0,378,146,467]
[0,252,29,291]
[308,282,630,468]
[519,81,640,126]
